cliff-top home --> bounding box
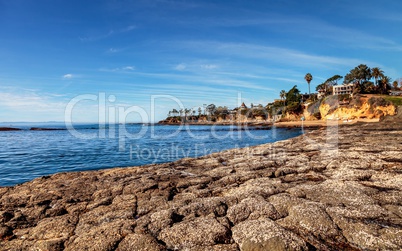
[333,83,354,96]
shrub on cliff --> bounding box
[285,101,302,114]
[368,97,391,108]
[348,96,363,108]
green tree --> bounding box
[344,64,372,93]
[379,76,392,94]
[316,75,343,96]
[304,73,313,94]
[279,90,287,106]
[206,104,216,116]
[285,85,302,114]
[392,80,399,90]
[327,74,343,85]
[215,106,229,118]
[363,81,375,93]
[371,67,384,88]
[286,85,301,103]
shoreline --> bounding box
[158,117,381,128]
[273,117,380,128]
[1,118,401,250]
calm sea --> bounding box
[0,123,302,187]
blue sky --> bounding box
[1,0,402,123]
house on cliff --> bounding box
[333,83,354,96]
[389,90,402,96]
[239,102,248,110]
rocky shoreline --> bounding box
[1,119,402,250]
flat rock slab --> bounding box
[1,120,402,250]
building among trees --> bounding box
[333,83,354,96]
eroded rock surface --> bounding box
[1,120,402,250]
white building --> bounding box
[333,83,354,96]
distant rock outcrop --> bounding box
[0,127,22,131]
[1,119,402,250]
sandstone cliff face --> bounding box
[320,102,395,120]
[1,120,402,250]
[319,96,396,120]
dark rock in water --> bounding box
[29,127,67,131]
[1,119,402,250]
[0,127,22,131]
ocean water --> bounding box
[0,123,302,187]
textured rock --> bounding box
[158,217,231,249]
[232,218,308,251]
[1,119,402,250]
[116,233,164,251]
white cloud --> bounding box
[99,66,135,72]
[121,25,136,32]
[201,64,218,70]
[0,91,66,116]
[108,48,120,53]
[174,63,187,71]
[123,66,135,71]
[62,74,73,79]
[80,24,136,42]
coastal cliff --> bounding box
[1,119,402,250]
[160,96,397,125]
[318,95,396,120]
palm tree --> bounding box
[304,73,313,94]
[380,76,392,94]
[393,80,399,90]
[279,90,286,106]
[371,67,384,89]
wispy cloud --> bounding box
[99,66,135,72]
[201,64,218,70]
[174,40,375,69]
[174,63,187,71]
[107,47,121,53]
[62,74,74,79]
[121,25,136,32]
[123,66,135,71]
[0,90,66,116]
[79,24,136,42]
